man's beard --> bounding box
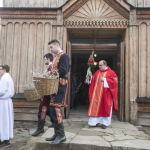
[45,62,49,65]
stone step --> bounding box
[33,127,150,150]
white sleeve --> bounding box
[0,77,7,96]
[104,78,109,88]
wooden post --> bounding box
[125,27,130,122]
[66,41,71,119]
[129,9,138,124]
[147,25,150,98]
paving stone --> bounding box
[41,129,54,138]
[41,129,76,139]
[134,135,150,140]
[114,135,136,141]
[91,127,115,134]
[71,117,89,122]
[83,124,90,129]
[69,143,111,150]
[64,124,83,134]
[111,139,150,150]
[112,128,125,137]
[103,135,136,142]
[67,121,87,125]
[70,135,111,150]
[19,138,37,150]
[139,131,150,139]
[103,135,116,142]
[35,138,70,150]
[110,123,138,131]
[29,128,37,135]
[123,130,140,136]
[65,123,84,127]
[78,130,106,136]
[82,128,94,131]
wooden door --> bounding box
[117,42,125,121]
[66,41,71,119]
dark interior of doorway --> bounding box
[71,50,117,109]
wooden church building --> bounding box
[0,0,150,126]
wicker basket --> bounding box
[33,77,59,96]
[24,89,41,101]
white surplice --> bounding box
[88,67,113,127]
[0,73,14,141]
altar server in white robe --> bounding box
[0,65,14,148]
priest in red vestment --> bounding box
[87,60,118,129]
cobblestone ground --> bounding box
[0,121,51,150]
[0,105,150,150]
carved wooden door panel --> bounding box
[66,41,71,119]
[117,42,125,121]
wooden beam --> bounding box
[14,107,38,113]
[138,107,150,113]
[13,101,39,108]
[71,46,118,51]
[138,112,150,119]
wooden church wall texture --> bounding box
[126,0,150,7]
[0,10,65,93]
[3,0,68,8]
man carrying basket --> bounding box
[44,40,70,145]
[32,53,54,136]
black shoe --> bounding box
[0,141,3,145]
[45,124,57,141]
[48,124,54,128]
[0,142,10,148]
[4,142,10,148]
[102,124,107,129]
[50,122,66,145]
[0,141,4,147]
[32,119,45,136]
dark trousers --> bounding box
[38,101,50,120]
[49,106,62,124]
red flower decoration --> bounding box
[90,60,92,62]
[50,70,54,74]
[93,60,94,62]
[91,63,94,65]
[88,62,90,65]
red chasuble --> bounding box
[87,67,118,118]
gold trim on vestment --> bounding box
[88,73,100,116]
[95,72,107,117]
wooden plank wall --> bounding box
[136,23,150,126]
[3,0,68,8]
[126,0,150,7]
[0,20,60,93]
[137,103,150,126]
[138,23,150,98]
[13,100,40,121]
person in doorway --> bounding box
[87,60,118,129]
[79,79,89,105]
[70,72,77,109]
[45,39,70,145]
[0,65,14,148]
[32,53,54,136]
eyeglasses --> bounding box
[0,69,4,70]
[98,65,103,67]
